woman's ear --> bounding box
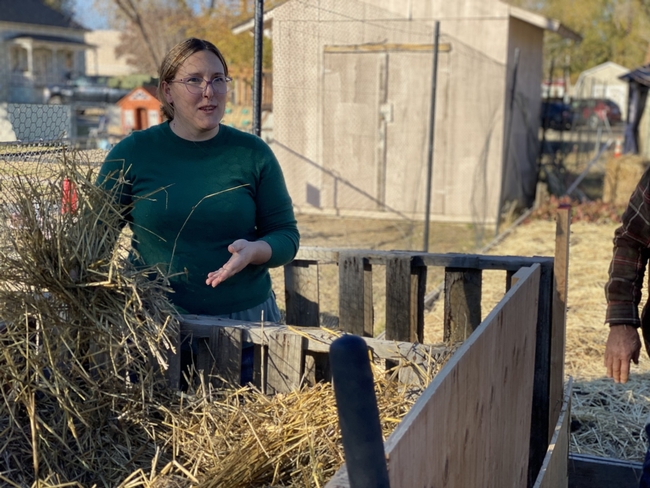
[162,81,173,104]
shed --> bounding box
[573,61,630,120]
[116,86,162,134]
[618,64,650,157]
[235,0,580,225]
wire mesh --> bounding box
[267,0,546,251]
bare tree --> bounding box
[113,0,166,71]
[105,0,193,75]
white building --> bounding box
[573,61,630,119]
[236,0,580,224]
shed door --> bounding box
[322,51,384,211]
[321,48,447,215]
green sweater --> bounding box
[98,122,299,315]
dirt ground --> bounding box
[271,213,494,330]
[270,210,650,462]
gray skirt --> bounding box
[212,293,281,323]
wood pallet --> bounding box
[165,207,572,488]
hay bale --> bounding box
[603,154,650,205]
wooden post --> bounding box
[385,255,426,343]
[338,252,373,336]
[506,269,516,292]
[284,259,320,327]
[443,268,482,343]
[211,326,243,387]
[549,206,570,439]
[528,261,554,488]
[266,332,305,394]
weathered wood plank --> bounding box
[266,332,305,394]
[324,42,452,53]
[568,454,643,488]
[366,265,540,488]
[443,268,482,343]
[385,256,425,343]
[533,378,572,488]
[296,246,553,271]
[549,206,570,439]
[211,326,243,387]
[338,253,373,336]
[284,259,320,327]
[179,317,449,363]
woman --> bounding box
[97,38,299,381]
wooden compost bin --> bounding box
[174,208,572,487]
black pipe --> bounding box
[496,47,520,237]
[330,334,390,488]
[252,0,264,137]
[423,20,440,252]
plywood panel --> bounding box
[381,264,540,487]
[549,206,570,437]
[533,378,572,488]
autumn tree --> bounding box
[506,0,650,81]
[93,0,277,76]
[43,0,75,14]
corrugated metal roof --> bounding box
[620,65,650,87]
[0,0,86,30]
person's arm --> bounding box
[605,325,641,383]
[604,166,650,382]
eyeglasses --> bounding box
[169,76,232,95]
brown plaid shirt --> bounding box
[605,166,650,327]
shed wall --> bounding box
[272,0,543,223]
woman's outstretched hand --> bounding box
[206,239,272,287]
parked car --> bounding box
[571,98,623,128]
[540,99,573,131]
[43,75,130,105]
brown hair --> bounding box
[157,38,229,121]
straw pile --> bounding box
[602,153,649,206]
[0,149,450,487]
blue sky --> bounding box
[73,0,109,30]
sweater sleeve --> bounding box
[254,147,300,268]
[604,166,650,326]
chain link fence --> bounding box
[1,0,561,254]
[266,0,544,251]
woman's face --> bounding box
[163,50,227,141]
